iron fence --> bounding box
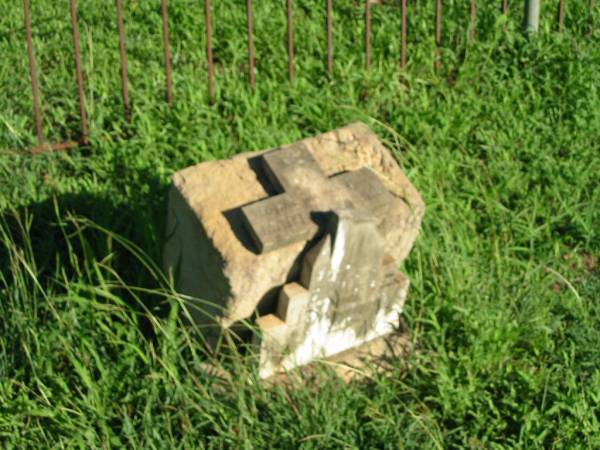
[16,0,598,154]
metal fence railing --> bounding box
[17,0,598,154]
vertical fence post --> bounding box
[327,0,333,74]
[524,0,540,33]
[502,0,509,31]
[589,0,595,37]
[401,0,407,69]
[365,0,371,70]
[161,0,174,105]
[287,0,295,82]
[23,0,44,147]
[116,0,131,120]
[470,0,477,41]
[205,0,215,100]
[435,0,442,73]
[69,0,88,144]
[557,0,565,32]
[247,0,255,88]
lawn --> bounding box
[1,0,599,448]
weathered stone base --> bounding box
[198,329,411,385]
[253,269,410,379]
[263,329,411,384]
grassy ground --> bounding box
[1,0,599,448]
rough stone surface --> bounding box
[253,209,410,378]
[163,122,425,332]
[240,143,393,253]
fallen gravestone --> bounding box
[164,122,424,378]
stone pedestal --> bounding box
[163,122,424,378]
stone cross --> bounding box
[240,143,393,253]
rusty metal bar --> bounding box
[287,0,295,82]
[401,0,407,69]
[327,0,333,74]
[365,0,371,70]
[247,0,255,87]
[116,0,131,120]
[557,0,564,32]
[470,0,477,41]
[69,0,88,144]
[23,0,44,147]
[435,0,442,73]
[588,0,594,37]
[205,0,215,100]
[161,0,174,105]
[30,140,80,155]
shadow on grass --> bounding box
[0,168,171,334]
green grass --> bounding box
[1,0,599,448]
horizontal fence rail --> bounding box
[12,0,598,154]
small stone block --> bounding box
[256,314,288,342]
[334,168,394,218]
[262,143,326,192]
[276,282,310,325]
[240,194,318,253]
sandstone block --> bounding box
[163,122,425,337]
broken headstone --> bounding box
[163,122,424,378]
